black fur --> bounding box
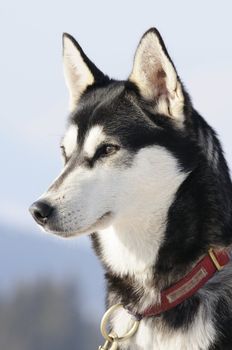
[67,34,232,348]
[65,73,231,342]
[63,32,232,346]
[34,28,232,349]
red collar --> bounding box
[136,248,230,319]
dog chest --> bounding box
[111,307,215,350]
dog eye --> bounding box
[105,144,119,155]
[96,144,120,159]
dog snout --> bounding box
[29,200,53,226]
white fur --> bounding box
[111,305,215,349]
[63,35,94,111]
[83,125,105,158]
[42,163,114,235]
[95,147,216,349]
[62,124,78,158]
[42,143,186,245]
[98,147,187,278]
[96,147,187,316]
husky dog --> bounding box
[30,28,232,349]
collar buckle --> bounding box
[208,248,224,271]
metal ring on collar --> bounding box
[100,303,140,342]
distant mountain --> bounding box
[0,223,105,320]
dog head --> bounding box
[30,28,197,237]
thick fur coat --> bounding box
[30,28,232,349]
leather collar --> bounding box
[131,248,230,320]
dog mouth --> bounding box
[45,211,113,238]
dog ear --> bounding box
[129,28,185,122]
[63,33,106,111]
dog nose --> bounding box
[29,201,53,225]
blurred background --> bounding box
[0,0,232,348]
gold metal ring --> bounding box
[100,303,140,342]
